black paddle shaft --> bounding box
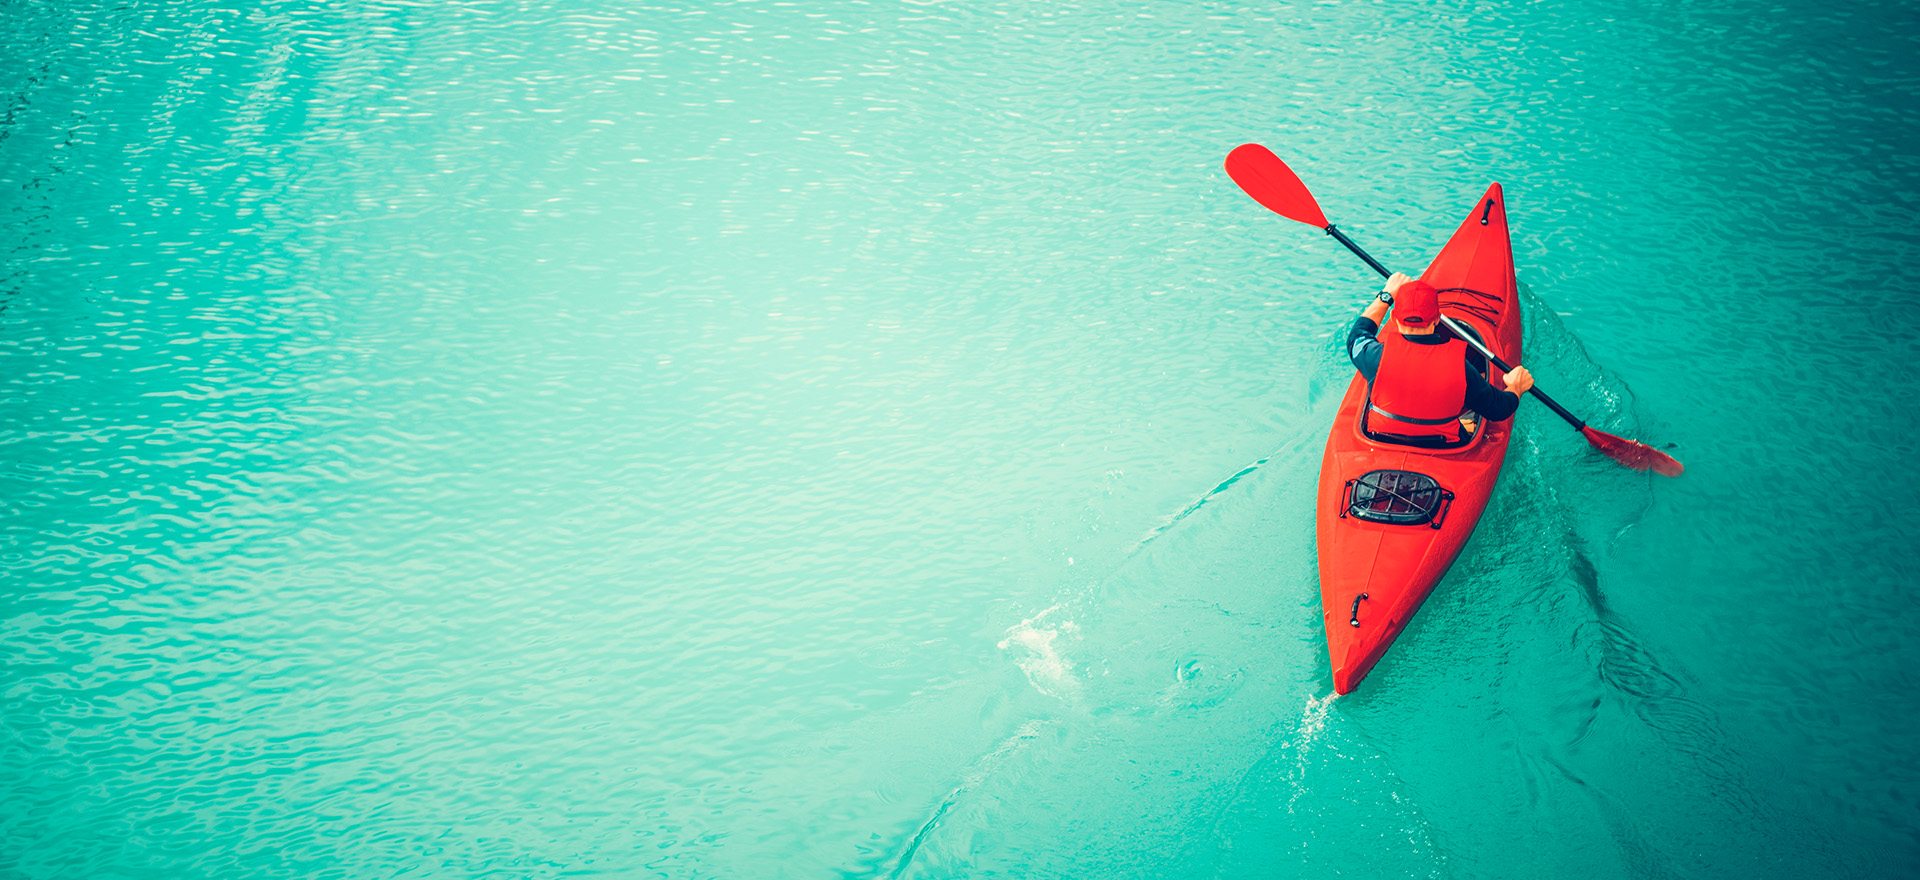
[1321,224,1589,432]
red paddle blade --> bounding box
[1224,143,1330,228]
[1580,426,1684,477]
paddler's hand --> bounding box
[1362,272,1410,324]
[1503,366,1534,396]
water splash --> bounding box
[998,607,1080,700]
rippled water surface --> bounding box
[5,0,1918,876]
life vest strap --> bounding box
[1367,404,1462,426]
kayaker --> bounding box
[1347,272,1534,445]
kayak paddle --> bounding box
[1224,143,1684,478]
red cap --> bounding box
[1396,280,1439,327]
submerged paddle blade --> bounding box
[1581,426,1685,477]
[1225,143,1330,228]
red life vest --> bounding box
[1368,330,1469,440]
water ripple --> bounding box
[4,0,1917,876]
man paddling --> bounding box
[1348,272,1534,445]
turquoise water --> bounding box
[4,0,1917,876]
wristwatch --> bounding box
[1376,290,1394,305]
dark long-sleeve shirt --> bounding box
[1346,316,1520,421]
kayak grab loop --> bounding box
[1479,199,1495,225]
[1350,593,1368,627]
[1341,470,1454,529]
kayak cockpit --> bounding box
[1359,402,1481,450]
[1357,318,1497,451]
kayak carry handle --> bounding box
[1350,593,1368,627]
[1479,199,1495,225]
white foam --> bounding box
[998,606,1079,699]
[1285,690,1337,814]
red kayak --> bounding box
[1315,184,1522,695]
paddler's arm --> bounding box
[1359,295,1390,326]
[1348,272,1413,380]
[1347,317,1382,380]
[1461,363,1535,421]
[1362,271,1411,325]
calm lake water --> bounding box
[4,0,1918,876]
